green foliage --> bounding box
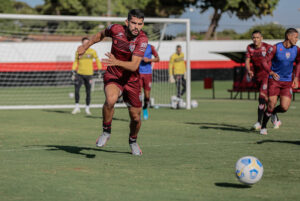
[0,0,14,13]
[239,23,286,39]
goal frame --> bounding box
[0,13,191,109]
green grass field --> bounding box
[1,81,300,201]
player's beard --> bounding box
[127,27,140,38]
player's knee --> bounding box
[280,105,289,112]
[105,98,116,109]
[130,113,141,124]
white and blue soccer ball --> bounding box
[235,156,263,185]
[191,100,198,108]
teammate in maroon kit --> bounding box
[245,30,273,130]
[77,9,148,155]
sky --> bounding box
[18,0,300,34]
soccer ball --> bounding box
[235,156,263,185]
[191,100,198,108]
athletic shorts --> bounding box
[104,72,142,108]
[268,79,293,99]
[140,74,152,91]
[255,76,268,98]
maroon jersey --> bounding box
[246,42,272,80]
[104,24,148,82]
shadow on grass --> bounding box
[31,145,131,158]
[85,115,129,122]
[185,122,253,133]
[215,182,251,188]
[257,140,300,146]
[43,110,71,114]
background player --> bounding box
[71,37,102,115]
[77,9,148,155]
[245,30,272,130]
[169,45,186,108]
[260,28,300,135]
[139,43,159,120]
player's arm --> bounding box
[169,55,174,76]
[71,52,78,81]
[144,45,160,63]
[77,30,106,57]
[262,45,279,80]
[103,53,142,72]
[245,46,253,78]
[93,50,103,70]
[292,47,300,88]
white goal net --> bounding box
[0,14,191,109]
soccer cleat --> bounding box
[253,122,261,131]
[96,132,111,147]
[72,107,80,114]
[273,120,282,129]
[260,128,268,135]
[129,142,142,156]
[270,114,277,125]
[85,108,92,115]
[143,108,149,120]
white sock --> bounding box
[75,103,79,109]
[86,105,90,110]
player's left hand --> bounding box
[103,52,119,66]
[292,78,299,89]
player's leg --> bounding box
[83,75,92,115]
[260,79,280,135]
[72,74,83,114]
[175,75,181,98]
[96,83,121,147]
[260,95,277,135]
[254,80,267,130]
[272,84,292,128]
[123,82,143,155]
[142,74,152,120]
[180,75,186,97]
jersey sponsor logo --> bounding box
[262,46,266,51]
[116,32,124,38]
[286,52,291,59]
[262,51,266,57]
[263,84,267,90]
[129,44,136,52]
[280,48,283,51]
[268,47,273,53]
[139,42,147,52]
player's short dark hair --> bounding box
[128,9,144,21]
[81,37,89,42]
[176,45,181,49]
[285,28,298,40]
[252,30,262,36]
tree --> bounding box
[239,23,286,39]
[198,0,279,40]
[0,0,14,13]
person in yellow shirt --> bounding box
[169,45,186,101]
[71,37,102,115]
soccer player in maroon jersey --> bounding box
[260,28,300,135]
[77,9,148,155]
[245,30,273,130]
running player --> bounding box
[260,28,300,135]
[245,30,272,130]
[71,37,102,115]
[139,44,159,120]
[77,9,148,155]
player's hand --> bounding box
[102,52,119,66]
[71,70,76,81]
[292,77,299,89]
[270,71,280,81]
[247,70,254,79]
[77,45,87,58]
[143,57,150,63]
[169,76,175,83]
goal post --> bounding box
[0,13,191,110]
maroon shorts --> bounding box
[255,76,268,97]
[104,72,142,108]
[268,79,293,99]
[140,74,152,91]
